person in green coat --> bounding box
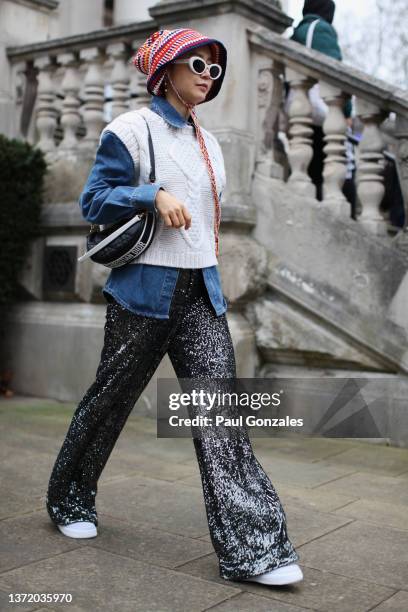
[292,0,342,61]
[290,0,353,202]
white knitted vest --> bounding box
[99,106,226,268]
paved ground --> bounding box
[0,395,408,612]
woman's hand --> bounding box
[155,188,192,230]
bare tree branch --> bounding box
[336,0,408,88]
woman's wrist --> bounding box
[155,187,165,213]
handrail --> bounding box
[6,19,156,62]
[247,25,408,116]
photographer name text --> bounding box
[168,415,303,427]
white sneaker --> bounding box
[57,521,97,539]
[243,563,303,586]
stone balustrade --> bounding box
[6,22,156,155]
[6,20,408,239]
[248,26,408,237]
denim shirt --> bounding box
[79,94,227,319]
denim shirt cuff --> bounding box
[130,183,163,214]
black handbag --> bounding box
[77,116,159,269]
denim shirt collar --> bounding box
[150,94,195,129]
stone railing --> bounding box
[6,21,158,155]
[6,20,408,241]
[248,25,408,240]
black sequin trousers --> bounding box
[45,268,299,581]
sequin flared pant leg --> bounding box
[46,268,299,581]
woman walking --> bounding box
[45,28,303,586]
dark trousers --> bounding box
[308,125,326,202]
[46,268,299,580]
[343,173,357,220]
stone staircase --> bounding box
[249,171,408,375]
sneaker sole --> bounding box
[244,569,303,586]
[57,524,97,539]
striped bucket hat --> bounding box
[132,28,227,103]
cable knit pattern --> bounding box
[99,106,226,268]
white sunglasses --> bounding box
[173,55,222,80]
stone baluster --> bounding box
[319,83,348,210]
[79,47,106,150]
[135,73,151,109]
[33,56,58,153]
[130,40,151,110]
[58,52,82,151]
[285,68,315,197]
[129,45,151,110]
[256,62,285,180]
[106,43,130,119]
[355,99,387,235]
